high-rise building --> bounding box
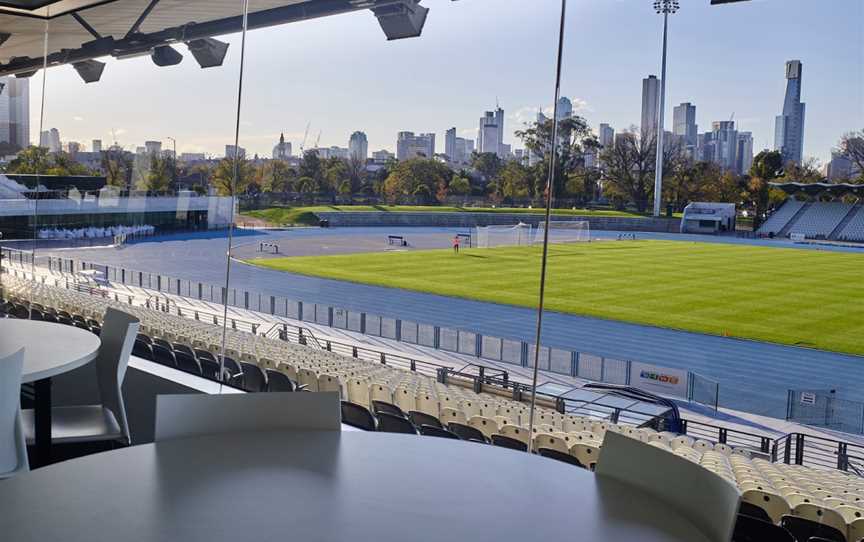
[598,124,615,149]
[349,131,368,161]
[556,97,573,122]
[641,75,661,140]
[478,107,505,158]
[445,128,457,161]
[92,139,102,153]
[144,140,162,155]
[736,132,754,175]
[225,145,246,159]
[0,77,29,149]
[774,60,806,165]
[396,131,435,161]
[672,103,697,149]
[827,150,861,181]
[39,128,61,153]
[66,141,81,155]
[700,121,739,172]
[372,149,395,162]
[272,132,291,160]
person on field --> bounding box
[452,235,460,254]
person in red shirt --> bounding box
[452,235,460,254]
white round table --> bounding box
[0,319,101,465]
[0,319,101,383]
[0,431,711,542]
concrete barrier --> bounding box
[313,211,681,232]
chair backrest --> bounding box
[95,308,140,444]
[788,503,848,538]
[732,514,794,542]
[371,400,405,418]
[340,401,376,431]
[376,411,417,434]
[265,370,296,392]
[409,410,442,429]
[741,489,791,524]
[448,422,487,443]
[239,362,267,392]
[0,348,27,478]
[595,431,741,542]
[174,351,202,376]
[155,392,342,441]
[780,515,846,542]
[738,501,773,523]
[491,434,528,452]
[538,447,584,467]
[419,425,459,439]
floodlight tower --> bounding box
[652,0,679,217]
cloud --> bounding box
[72,116,84,122]
[509,97,592,128]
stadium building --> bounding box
[1,2,863,542]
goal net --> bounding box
[475,223,533,248]
[533,220,590,245]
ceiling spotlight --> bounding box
[150,45,183,67]
[186,38,230,69]
[372,0,428,40]
[72,59,106,83]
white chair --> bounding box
[0,348,28,479]
[155,391,341,441]
[595,431,740,542]
[22,308,140,446]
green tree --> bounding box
[497,161,532,199]
[448,174,471,195]
[6,146,51,174]
[259,160,295,193]
[101,148,134,188]
[299,150,323,184]
[211,156,253,196]
[322,157,348,195]
[470,152,502,182]
[383,158,452,204]
[145,154,172,192]
[747,150,784,229]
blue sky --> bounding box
[32,0,863,165]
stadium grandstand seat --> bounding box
[758,199,805,236]
[838,206,864,242]
[234,362,268,393]
[448,422,487,443]
[376,412,417,434]
[733,514,795,542]
[12,270,864,534]
[409,411,442,429]
[199,358,222,381]
[788,202,854,240]
[340,401,376,431]
[371,400,406,418]
[265,369,298,392]
[133,339,154,361]
[780,515,846,542]
[739,502,774,523]
[538,447,585,468]
[419,425,459,439]
[174,351,202,376]
[152,344,176,367]
[491,434,528,452]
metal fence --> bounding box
[30,254,722,406]
[787,389,864,435]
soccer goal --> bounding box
[533,220,590,245]
[475,223,533,248]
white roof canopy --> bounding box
[0,0,430,76]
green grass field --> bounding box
[248,240,864,356]
[242,205,645,226]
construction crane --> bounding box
[314,130,322,149]
[298,121,310,155]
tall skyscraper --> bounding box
[396,131,435,161]
[92,139,102,153]
[672,103,697,149]
[0,76,29,149]
[701,121,738,172]
[641,75,661,140]
[736,132,754,175]
[144,140,162,155]
[598,124,615,149]
[348,131,368,161]
[39,128,61,153]
[556,97,573,122]
[478,107,505,158]
[225,145,246,159]
[272,132,291,159]
[445,127,457,161]
[774,60,806,165]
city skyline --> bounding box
[15,0,864,165]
